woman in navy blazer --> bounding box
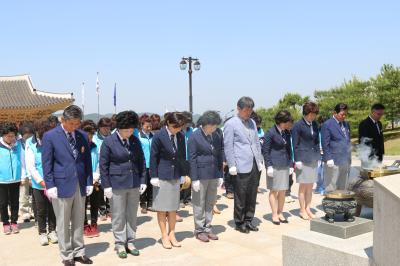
[188,111,223,243]
[292,102,320,220]
[262,110,293,225]
[150,112,189,249]
[100,111,146,258]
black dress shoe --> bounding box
[272,220,280,225]
[246,223,259,231]
[63,259,75,266]
[235,225,250,234]
[279,218,289,224]
[74,256,93,264]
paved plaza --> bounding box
[0,157,393,266]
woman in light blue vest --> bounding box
[0,122,26,235]
[92,117,112,221]
[25,120,57,245]
[139,114,154,214]
[81,120,102,238]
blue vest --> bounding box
[90,142,99,173]
[92,132,106,154]
[184,127,193,160]
[0,140,22,183]
[139,132,153,169]
[26,137,44,190]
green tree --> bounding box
[373,64,400,129]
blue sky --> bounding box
[1,1,400,116]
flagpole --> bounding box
[113,82,117,114]
[81,82,85,119]
[96,72,100,121]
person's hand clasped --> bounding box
[229,166,237,176]
[150,178,160,187]
[267,166,274,177]
[104,187,113,199]
[192,180,200,192]
[139,184,147,195]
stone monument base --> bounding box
[282,230,373,266]
[310,217,373,239]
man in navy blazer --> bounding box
[42,105,93,266]
[321,103,351,193]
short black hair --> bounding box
[97,117,112,128]
[1,122,18,136]
[164,112,187,128]
[115,111,139,129]
[334,103,348,113]
[33,120,52,140]
[237,96,255,109]
[250,111,262,125]
[200,111,222,127]
[81,120,97,134]
[18,122,34,136]
[47,115,59,125]
[371,103,385,111]
[274,110,293,124]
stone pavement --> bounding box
[0,158,392,266]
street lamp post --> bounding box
[180,57,201,114]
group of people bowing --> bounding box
[0,96,386,265]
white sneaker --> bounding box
[48,231,58,244]
[39,233,49,246]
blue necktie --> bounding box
[68,132,78,159]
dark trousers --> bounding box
[180,186,192,204]
[140,169,153,208]
[224,172,234,194]
[232,161,260,226]
[32,188,56,234]
[286,174,294,196]
[98,186,110,216]
[84,187,102,225]
[31,187,38,221]
[0,182,20,225]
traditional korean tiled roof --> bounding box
[0,74,73,109]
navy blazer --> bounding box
[99,132,146,190]
[321,118,351,166]
[42,125,93,198]
[188,128,224,181]
[262,126,292,168]
[150,127,189,180]
[291,118,320,164]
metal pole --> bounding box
[188,57,193,114]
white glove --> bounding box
[139,184,147,195]
[289,168,294,175]
[180,176,185,184]
[93,172,100,183]
[192,180,200,192]
[258,162,266,172]
[86,186,93,196]
[47,187,58,199]
[229,166,237,175]
[267,166,274,177]
[327,160,335,167]
[104,187,113,199]
[295,161,303,170]
[150,178,160,187]
[218,178,224,187]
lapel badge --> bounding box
[81,146,85,153]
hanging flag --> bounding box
[113,83,117,107]
[96,72,100,95]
